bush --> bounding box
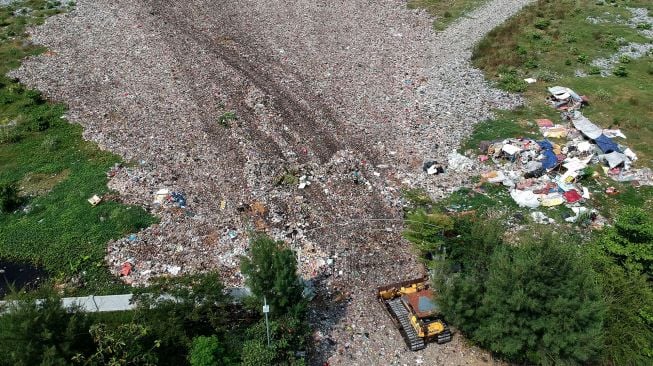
[613,65,628,77]
[534,19,551,30]
[189,336,223,366]
[0,182,23,213]
[600,207,653,276]
[497,70,528,92]
[588,65,602,75]
[0,297,95,365]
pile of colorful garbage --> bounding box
[478,86,652,222]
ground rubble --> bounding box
[9,0,536,364]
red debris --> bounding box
[563,190,583,203]
[119,262,133,276]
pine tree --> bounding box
[601,207,653,276]
[474,236,605,365]
[240,234,305,316]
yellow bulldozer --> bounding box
[377,276,452,351]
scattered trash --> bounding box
[87,195,102,206]
[298,175,311,189]
[165,265,181,276]
[605,187,620,195]
[153,188,170,204]
[422,161,444,175]
[531,211,554,224]
[128,234,137,242]
[447,152,474,172]
[119,262,132,277]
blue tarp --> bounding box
[595,134,619,154]
[538,140,558,169]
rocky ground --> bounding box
[11,0,535,364]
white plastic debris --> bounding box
[510,189,540,208]
[447,152,474,172]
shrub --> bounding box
[619,54,631,64]
[595,88,612,101]
[600,207,653,276]
[474,236,604,365]
[534,18,551,30]
[577,54,588,64]
[588,65,602,75]
[497,70,528,92]
[613,65,628,77]
[0,182,23,213]
[217,111,237,128]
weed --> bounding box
[577,54,588,64]
[636,23,652,30]
[613,65,628,77]
[588,65,602,75]
[595,88,612,102]
[619,54,631,64]
[534,18,551,30]
[217,111,237,128]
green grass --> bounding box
[472,0,653,163]
[458,0,653,221]
[0,1,156,295]
[408,0,489,30]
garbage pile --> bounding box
[479,86,653,222]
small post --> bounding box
[263,296,271,347]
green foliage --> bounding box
[76,323,159,366]
[612,65,628,77]
[218,111,237,127]
[590,248,653,365]
[0,0,157,294]
[406,212,607,365]
[240,234,306,317]
[241,315,308,366]
[534,18,551,30]
[474,235,604,365]
[132,272,232,364]
[0,182,22,213]
[189,336,223,366]
[601,207,653,276]
[0,297,95,366]
[497,68,528,92]
[404,210,453,257]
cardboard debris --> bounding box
[87,195,102,206]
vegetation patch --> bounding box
[0,234,310,366]
[408,0,489,30]
[0,0,156,295]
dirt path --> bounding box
[12,0,535,364]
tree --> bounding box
[240,234,305,316]
[474,235,604,365]
[601,207,653,277]
[75,323,159,366]
[589,243,653,365]
[0,297,94,366]
[189,336,222,366]
[240,315,307,366]
[0,182,22,213]
[132,272,231,365]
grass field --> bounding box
[0,1,156,295]
[453,0,653,219]
[408,0,488,30]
